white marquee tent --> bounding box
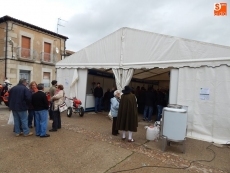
[56,27,230,144]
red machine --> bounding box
[1,91,9,106]
[73,99,82,107]
[0,82,12,107]
[66,97,84,117]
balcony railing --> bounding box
[40,52,56,64]
[16,47,36,61]
[15,48,57,64]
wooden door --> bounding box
[44,42,51,61]
[21,36,30,58]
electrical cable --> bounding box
[223,141,230,149]
[215,141,230,149]
[107,143,216,173]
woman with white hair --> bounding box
[110,90,121,136]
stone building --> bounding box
[0,15,68,90]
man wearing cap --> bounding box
[93,82,103,113]
[49,80,57,120]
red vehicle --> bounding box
[66,97,84,117]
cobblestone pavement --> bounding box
[0,104,229,173]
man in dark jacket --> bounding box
[32,83,50,138]
[103,88,111,112]
[143,86,155,122]
[109,87,116,99]
[138,87,146,114]
[156,90,165,121]
[8,78,33,137]
[93,82,103,113]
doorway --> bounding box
[19,70,31,83]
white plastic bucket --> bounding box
[145,126,159,141]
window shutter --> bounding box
[21,36,31,58]
[44,42,51,61]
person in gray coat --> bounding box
[110,90,121,136]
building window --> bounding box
[19,70,31,84]
[21,36,31,58]
[43,72,50,87]
[44,42,51,62]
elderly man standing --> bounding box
[8,78,33,137]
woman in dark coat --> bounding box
[116,86,138,142]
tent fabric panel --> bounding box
[56,59,230,69]
[121,59,230,69]
[112,68,134,90]
[122,28,230,64]
[177,66,230,144]
[56,68,75,105]
[56,29,123,67]
[56,27,230,69]
[69,69,78,98]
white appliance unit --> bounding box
[161,106,188,153]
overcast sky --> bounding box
[1,0,229,52]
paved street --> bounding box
[0,104,229,173]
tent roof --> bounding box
[56,27,230,69]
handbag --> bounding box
[7,111,14,125]
[108,110,113,120]
[59,102,68,112]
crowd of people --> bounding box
[95,84,169,142]
[99,85,168,121]
[134,86,169,122]
[8,78,65,138]
[7,77,168,143]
